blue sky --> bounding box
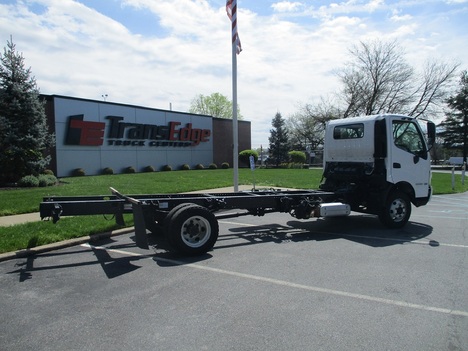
[1,0,467,147]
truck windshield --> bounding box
[392,121,426,157]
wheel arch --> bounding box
[392,181,416,205]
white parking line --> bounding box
[81,243,468,318]
[429,196,468,208]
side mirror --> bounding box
[427,122,436,149]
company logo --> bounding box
[64,115,211,147]
[66,115,105,146]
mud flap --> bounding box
[132,202,149,249]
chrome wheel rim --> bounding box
[389,198,407,223]
[180,216,211,248]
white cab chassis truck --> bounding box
[40,114,435,255]
[320,114,435,228]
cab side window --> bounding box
[392,121,427,158]
[333,123,364,139]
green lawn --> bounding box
[0,168,467,254]
[0,168,325,216]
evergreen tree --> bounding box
[0,38,54,184]
[438,70,468,163]
[268,112,289,166]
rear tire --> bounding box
[378,190,411,228]
[164,205,219,255]
[163,203,197,246]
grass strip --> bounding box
[0,169,325,216]
[0,215,134,254]
[0,169,467,254]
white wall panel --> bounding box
[52,96,214,177]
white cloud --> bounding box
[318,0,385,15]
[0,0,467,148]
[390,8,413,22]
[391,13,413,21]
[271,1,303,13]
[364,0,384,12]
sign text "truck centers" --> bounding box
[66,115,211,147]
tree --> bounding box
[189,92,242,119]
[268,112,289,166]
[287,97,340,151]
[338,39,459,118]
[438,70,468,163]
[0,38,54,184]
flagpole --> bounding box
[228,0,239,192]
[232,32,239,192]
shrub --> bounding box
[43,169,54,176]
[181,164,191,170]
[102,167,114,175]
[208,163,218,169]
[72,168,85,177]
[195,163,205,170]
[288,151,306,164]
[38,175,48,187]
[239,149,259,167]
[123,166,136,174]
[161,165,172,171]
[18,175,39,187]
[37,174,57,187]
[143,165,155,172]
[221,162,230,169]
[44,174,58,186]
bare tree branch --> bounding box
[337,39,458,118]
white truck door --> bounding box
[388,119,431,198]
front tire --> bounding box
[165,205,219,255]
[378,190,411,228]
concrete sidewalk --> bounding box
[0,185,294,262]
[0,212,42,227]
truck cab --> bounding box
[320,114,435,228]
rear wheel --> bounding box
[163,203,197,245]
[163,203,197,229]
[164,205,219,255]
[378,190,411,228]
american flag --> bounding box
[226,0,242,54]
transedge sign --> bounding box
[65,115,212,148]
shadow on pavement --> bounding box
[6,214,435,281]
[215,214,434,250]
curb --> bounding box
[0,186,292,262]
[0,226,135,263]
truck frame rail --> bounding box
[40,188,342,255]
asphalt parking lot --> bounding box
[1,193,467,351]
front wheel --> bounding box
[378,190,411,228]
[165,205,219,255]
